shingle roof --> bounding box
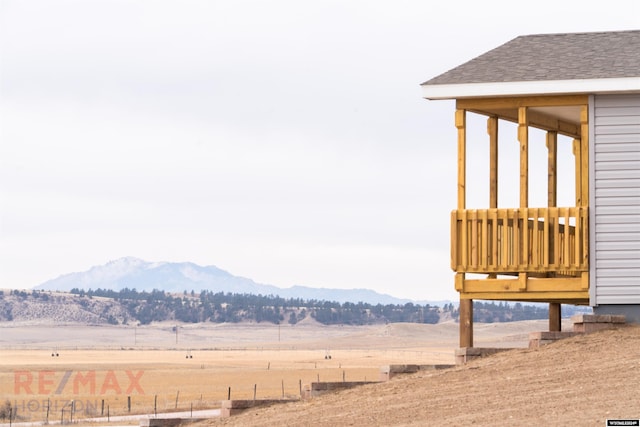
[423,30,640,86]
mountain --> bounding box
[35,257,419,305]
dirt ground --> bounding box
[2,319,635,426]
[203,325,640,427]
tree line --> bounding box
[1,288,589,326]
[66,288,574,325]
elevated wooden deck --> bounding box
[451,207,589,304]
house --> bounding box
[421,30,640,347]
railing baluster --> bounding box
[461,210,468,269]
[491,209,498,270]
[581,207,588,269]
[481,209,488,270]
[531,208,539,269]
[575,207,580,268]
[513,209,520,268]
[451,207,587,275]
[525,209,528,267]
[471,210,478,269]
[503,209,510,269]
[549,208,562,270]
[564,208,571,269]
[451,211,458,270]
[543,208,550,268]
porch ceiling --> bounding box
[473,105,580,123]
[464,104,583,138]
[530,105,582,124]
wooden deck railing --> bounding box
[451,207,588,275]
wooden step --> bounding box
[572,314,626,333]
[529,331,581,348]
[455,347,512,365]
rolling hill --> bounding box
[35,256,429,305]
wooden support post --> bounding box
[488,116,498,279]
[547,131,561,332]
[573,138,582,206]
[518,107,529,208]
[580,105,589,207]
[488,116,498,209]
[517,107,529,289]
[547,131,557,208]
[580,106,590,290]
[459,298,473,348]
[456,109,471,348]
[549,304,561,332]
[456,109,467,210]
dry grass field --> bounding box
[203,325,640,427]
[5,318,613,426]
[0,318,545,425]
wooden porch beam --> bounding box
[463,276,587,293]
[456,95,589,110]
[460,291,589,305]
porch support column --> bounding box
[518,107,529,208]
[573,138,582,207]
[579,105,589,290]
[459,299,473,348]
[517,107,529,289]
[456,109,467,210]
[579,105,589,208]
[547,131,557,208]
[456,108,472,348]
[573,133,589,289]
[488,116,499,209]
[547,131,561,332]
[487,116,498,280]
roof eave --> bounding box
[421,77,640,100]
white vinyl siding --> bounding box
[592,94,640,305]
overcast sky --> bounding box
[1,1,638,301]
